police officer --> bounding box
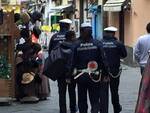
[101,26,127,113]
[48,19,72,53]
[74,22,108,113]
[48,19,77,113]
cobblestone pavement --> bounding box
[0,65,141,113]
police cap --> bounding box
[59,19,72,24]
[104,26,118,32]
[81,22,92,28]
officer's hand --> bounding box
[103,76,110,82]
[73,68,77,76]
[66,79,71,84]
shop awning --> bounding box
[103,0,126,12]
[50,4,72,11]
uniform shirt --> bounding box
[48,31,67,54]
[101,36,127,68]
[134,34,150,66]
[60,41,76,79]
[74,38,108,76]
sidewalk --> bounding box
[0,65,141,113]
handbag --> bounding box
[42,56,66,81]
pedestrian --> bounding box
[37,50,51,100]
[16,43,42,102]
[134,22,150,75]
[101,26,127,113]
[74,22,108,113]
[135,53,150,113]
[31,26,50,100]
[48,18,76,113]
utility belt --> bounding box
[73,61,103,82]
[108,66,122,78]
[74,68,102,83]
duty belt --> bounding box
[108,66,122,78]
[73,68,102,83]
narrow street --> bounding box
[0,65,141,113]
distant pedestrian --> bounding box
[135,55,150,113]
[134,22,150,75]
[101,26,127,113]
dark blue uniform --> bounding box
[48,30,77,113]
[74,38,108,113]
[101,36,127,113]
[48,31,66,54]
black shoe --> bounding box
[114,105,122,113]
[70,105,78,113]
[118,105,122,112]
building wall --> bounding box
[107,0,150,47]
[108,12,119,39]
[107,0,150,65]
[124,10,133,47]
[131,0,150,47]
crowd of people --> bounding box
[15,11,50,102]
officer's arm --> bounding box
[134,40,141,62]
[48,35,55,54]
[118,42,127,59]
[72,42,80,69]
[66,45,76,79]
[98,42,109,76]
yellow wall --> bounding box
[62,0,68,5]
[124,11,133,47]
[10,0,20,5]
[131,0,150,47]
[108,12,119,40]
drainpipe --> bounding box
[79,0,84,25]
[119,8,124,43]
[89,4,102,40]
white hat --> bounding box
[81,22,92,27]
[59,19,72,24]
[104,26,118,32]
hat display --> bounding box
[21,72,35,84]
[81,22,92,28]
[104,26,118,32]
[59,19,72,24]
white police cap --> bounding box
[81,22,92,28]
[59,19,72,24]
[104,26,118,32]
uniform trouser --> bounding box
[99,81,109,113]
[57,78,76,113]
[77,75,100,113]
[110,77,121,113]
[140,66,145,75]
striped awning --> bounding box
[103,0,126,12]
